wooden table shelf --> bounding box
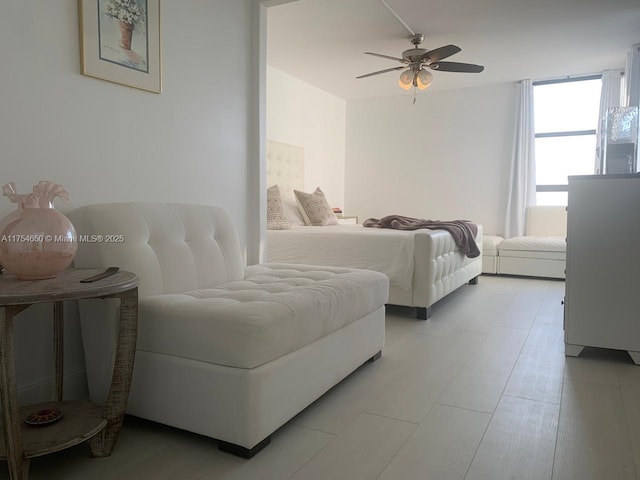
[0,268,139,480]
[0,401,106,459]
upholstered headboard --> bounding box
[266,140,304,198]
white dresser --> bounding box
[564,173,640,364]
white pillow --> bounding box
[266,185,290,230]
[294,187,338,226]
[282,197,306,226]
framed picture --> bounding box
[79,0,162,93]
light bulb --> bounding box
[416,69,433,90]
[398,69,413,90]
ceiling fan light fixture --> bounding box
[398,69,414,90]
[357,27,483,96]
[416,69,433,90]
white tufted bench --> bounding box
[481,235,503,274]
[68,203,388,458]
[497,206,567,279]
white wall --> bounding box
[0,0,260,401]
[267,65,346,208]
[345,83,519,235]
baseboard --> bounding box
[17,369,89,404]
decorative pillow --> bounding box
[266,185,290,230]
[294,187,338,226]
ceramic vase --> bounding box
[118,20,134,50]
[0,181,78,280]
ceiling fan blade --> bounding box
[422,44,461,63]
[364,52,406,63]
[429,61,484,73]
[356,66,406,79]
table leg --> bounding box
[0,306,30,480]
[53,302,64,402]
[88,288,138,457]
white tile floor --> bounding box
[6,276,640,480]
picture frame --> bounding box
[79,0,162,93]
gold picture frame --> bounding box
[79,0,162,93]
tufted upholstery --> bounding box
[393,226,483,312]
[266,140,305,199]
[139,264,388,368]
[499,236,565,255]
[497,206,567,278]
[68,202,388,454]
[69,203,244,298]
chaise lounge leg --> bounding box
[366,350,382,363]
[469,276,479,285]
[416,306,432,320]
[218,436,271,458]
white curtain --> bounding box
[504,79,536,238]
[595,69,624,173]
[625,44,640,107]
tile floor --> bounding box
[4,276,639,480]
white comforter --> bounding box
[266,225,415,290]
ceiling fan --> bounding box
[357,1,484,92]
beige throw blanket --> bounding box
[363,215,481,258]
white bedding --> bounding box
[266,225,416,290]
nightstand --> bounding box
[336,215,358,225]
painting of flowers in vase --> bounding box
[98,0,148,72]
[79,0,161,92]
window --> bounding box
[533,76,602,205]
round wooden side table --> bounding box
[0,268,138,480]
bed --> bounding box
[265,140,482,319]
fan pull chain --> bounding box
[413,87,417,105]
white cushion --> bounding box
[282,197,306,225]
[500,235,566,252]
[137,264,389,369]
[483,235,503,256]
[499,236,566,260]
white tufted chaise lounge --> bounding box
[481,235,503,274]
[68,203,388,458]
[497,206,567,279]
